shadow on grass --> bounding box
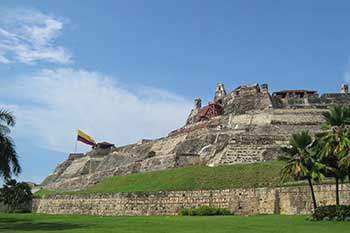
[0,217,90,231]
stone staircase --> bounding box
[215,134,287,165]
[219,144,265,164]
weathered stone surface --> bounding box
[33,184,350,216]
[41,108,332,191]
[41,83,350,191]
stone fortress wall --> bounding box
[41,83,350,191]
[186,83,350,125]
[33,184,350,216]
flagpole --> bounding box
[75,129,78,153]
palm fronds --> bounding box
[0,109,21,180]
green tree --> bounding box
[317,105,350,206]
[280,131,325,210]
[340,147,350,188]
[0,179,32,212]
[0,108,21,180]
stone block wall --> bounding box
[33,184,350,216]
[223,93,272,115]
[218,134,286,164]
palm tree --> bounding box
[318,105,350,206]
[0,109,21,180]
[340,146,350,179]
[280,131,324,210]
[339,130,350,199]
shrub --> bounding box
[312,205,350,221]
[180,208,190,216]
[0,179,32,213]
[180,206,233,216]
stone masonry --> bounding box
[33,184,350,216]
[41,83,350,191]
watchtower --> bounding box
[214,83,226,102]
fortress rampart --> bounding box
[41,83,350,191]
[186,83,350,125]
[33,184,350,216]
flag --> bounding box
[77,129,96,146]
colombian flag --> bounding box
[77,130,96,146]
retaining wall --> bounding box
[32,184,350,216]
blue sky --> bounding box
[1,0,350,183]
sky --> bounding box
[1,0,350,183]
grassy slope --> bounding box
[36,161,285,196]
[0,214,349,233]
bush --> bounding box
[180,206,233,216]
[312,205,350,221]
[0,179,32,213]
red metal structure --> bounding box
[195,102,223,123]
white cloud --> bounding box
[0,69,192,153]
[0,8,71,64]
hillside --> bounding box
[42,82,350,192]
[36,161,285,196]
[42,107,330,192]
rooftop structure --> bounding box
[272,90,318,98]
[94,142,115,150]
[186,83,350,125]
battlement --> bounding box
[186,83,350,125]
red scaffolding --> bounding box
[195,102,223,123]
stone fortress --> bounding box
[42,83,350,191]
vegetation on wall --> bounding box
[180,206,233,216]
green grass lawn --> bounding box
[0,213,348,233]
[36,161,286,196]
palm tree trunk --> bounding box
[336,177,340,206]
[307,178,317,210]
